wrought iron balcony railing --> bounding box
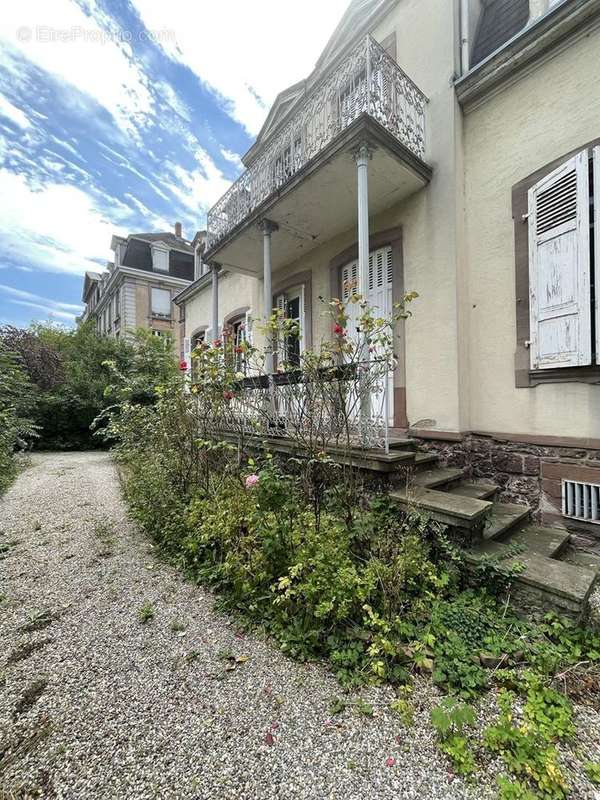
[206,35,427,249]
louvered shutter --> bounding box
[594,147,600,364]
[528,150,591,369]
[244,310,253,345]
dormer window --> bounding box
[151,244,169,272]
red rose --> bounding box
[334,323,345,336]
[179,360,188,371]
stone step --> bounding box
[466,542,597,622]
[447,481,499,500]
[388,437,418,451]
[411,467,464,490]
[563,549,600,573]
[414,452,439,468]
[483,502,531,541]
[389,486,492,529]
[506,526,570,559]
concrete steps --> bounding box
[411,466,464,489]
[465,541,597,621]
[389,449,597,622]
[389,486,492,529]
[505,526,570,559]
[447,481,499,500]
[483,502,531,541]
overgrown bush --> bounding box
[104,295,600,799]
[0,323,177,450]
[0,341,38,492]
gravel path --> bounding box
[0,451,585,800]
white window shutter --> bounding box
[594,147,600,364]
[244,310,253,345]
[528,149,591,369]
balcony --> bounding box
[205,35,431,273]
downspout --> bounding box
[460,0,470,74]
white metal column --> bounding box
[259,219,278,374]
[211,263,219,342]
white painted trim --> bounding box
[594,146,600,364]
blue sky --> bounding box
[0,0,348,327]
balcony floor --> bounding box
[205,115,432,275]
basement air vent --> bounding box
[562,480,600,524]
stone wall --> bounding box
[415,434,600,553]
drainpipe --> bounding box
[460,0,470,74]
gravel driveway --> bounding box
[0,452,504,799]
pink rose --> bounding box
[245,474,259,489]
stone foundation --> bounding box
[415,433,600,554]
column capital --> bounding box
[352,141,375,165]
[258,218,279,235]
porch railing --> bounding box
[201,359,390,453]
[206,35,427,250]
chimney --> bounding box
[175,221,182,238]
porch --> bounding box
[203,34,431,345]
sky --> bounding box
[0,0,349,327]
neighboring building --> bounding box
[177,0,600,552]
[81,224,204,354]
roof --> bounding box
[121,238,195,281]
[81,271,102,302]
[241,0,397,165]
[130,231,195,253]
[471,0,530,65]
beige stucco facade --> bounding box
[463,25,600,439]
[181,271,261,343]
[182,0,600,444]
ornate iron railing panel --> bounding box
[207,36,426,249]
[200,360,390,452]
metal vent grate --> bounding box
[562,479,600,524]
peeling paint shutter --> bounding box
[528,150,591,369]
[594,147,600,364]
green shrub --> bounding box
[0,341,38,492]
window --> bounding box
[526,147,599,371]
[152,245,169,272]
[224,314,251,373]
[276,288,303,368]
[151,287,171,318]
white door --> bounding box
[341,246,394,426]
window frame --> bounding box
[150,287,172,319]
[512,138,600,387]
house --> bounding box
[175,0,600,615]
[81,224,204,354]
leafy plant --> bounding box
[138,601,155,624]
[485,685,570,799]
[430,697,476,775]
[584,761,600,785]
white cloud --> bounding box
[0,92,31,129]
[220,147,243,170]
[166,148,232,215]
[0,0,154,139]
[130,0,349,135]
[0,168,127,276]
[10,299,79,321]
[0,284,83,321]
